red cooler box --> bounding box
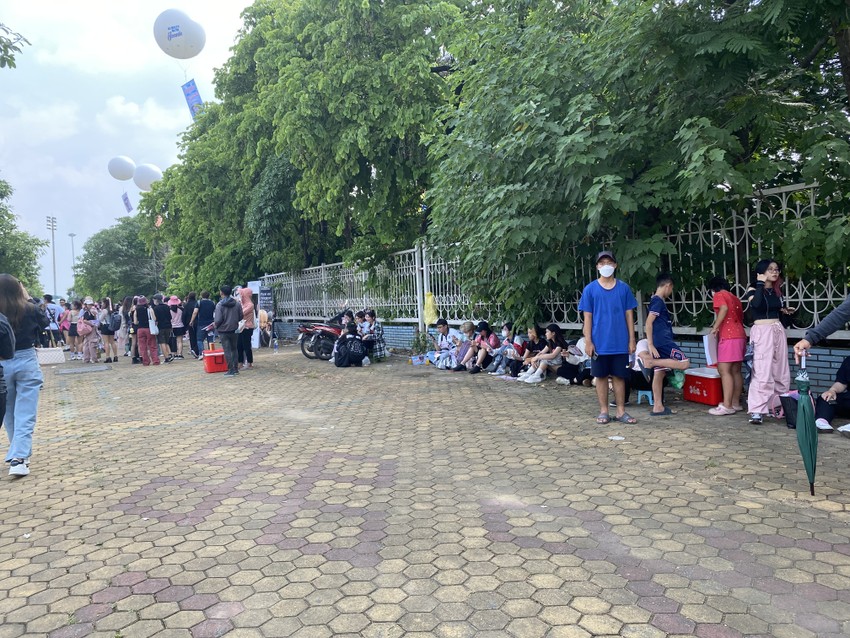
[683,367,722,406]
[203,349,228,373]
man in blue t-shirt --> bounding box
[640,273,689,416]
[578,250,638,424]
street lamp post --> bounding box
[46,216,57,296]
[69,233,77,296]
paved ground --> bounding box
[2,346,850,638]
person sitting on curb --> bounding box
[638,273,690,416]
[452,321,476,371]
[519,324,567,384]
[427,318,462,369]
[468,321,500,374]
[334,322,367,368]
[812,355,850,435]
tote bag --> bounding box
[148,307,160,336]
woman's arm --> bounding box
[711,304,729,335]
[539,346,562,360]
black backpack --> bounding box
[108,310,122,332]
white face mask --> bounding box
[501,329,509,338]
[598,265,616,278]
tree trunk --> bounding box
[833,20,850,108]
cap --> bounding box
[83,297,94,304]
[596,250,616,263]
[476,321,490,332]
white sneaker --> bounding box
[525,372,544,384]
[9,459,29,477]
[328,358,335,365]
[555,377,571,386]
[363,356,371,366]
[517,369,532,379]
[815,418,834,433]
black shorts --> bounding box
[591,353,629,379]
[172,327,187,336]
[156,328,173,344]
[69,324,78,337]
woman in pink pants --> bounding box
[743,259,792,424]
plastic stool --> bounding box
[636,390,654,406]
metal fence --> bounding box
[261,183,849,340]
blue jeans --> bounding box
[197,328,214,356]
[1,348,43,461]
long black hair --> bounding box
[545,323,568,349]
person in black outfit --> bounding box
[151,294,174,362]
[334,323,367,368]
[182,292,199,358]
[0,311,15,427]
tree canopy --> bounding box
[136,0,850,320]
[0,177,47,295]
[74,216,165,301]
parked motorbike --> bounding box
[297,310,348,360]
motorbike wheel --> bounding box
[300,336,318,359]
[315,335,335,361]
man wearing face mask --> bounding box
[578,251,638,424]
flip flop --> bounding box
[637,358,652,383]
[614,412,637,424]
[596,413,611,424]
[649,407,673,416]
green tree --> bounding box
[0,23,29,69]
[75,216,165,300]
[426,0,850,322]
[260,0,461,262]
[0,178,47,293]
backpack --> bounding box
[108,310,122,332]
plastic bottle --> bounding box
[273,338,279,354]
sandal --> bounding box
[596,413,611,424]
[649,407,673,416]
[614,412,638,424]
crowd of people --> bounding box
[1,250,849,478]
[420,251,850,432]
[0,280,269,477]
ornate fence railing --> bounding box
[261,183,849,340]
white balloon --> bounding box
[108,156,136,181]
[133,164,163,192]
[153,9,206,60]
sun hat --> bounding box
[168,295,181,305]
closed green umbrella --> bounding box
[795,354,818,496]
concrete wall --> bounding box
[274,320,850,390]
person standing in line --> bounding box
[743,258,791,424]
[578,250,638,425]
[237,287,256,370]
[0,275,47,477]
[80,298,100,364]
[151,294,174,363]
[192,291,217,359]
[68,300,82,360]
[182,292,198,358]
[214,285,242,376]
[168,296,186,360]
[117,296,132,358]
[42,294,64,346]
[59,302,71,349]
[98,298,119,363]
[707,276,746,415]
[133,296,159,366]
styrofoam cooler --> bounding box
[683,367,722,405]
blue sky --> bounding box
[0,1,251,295]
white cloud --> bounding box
[96,95,187,135]
[0,97,80,146]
